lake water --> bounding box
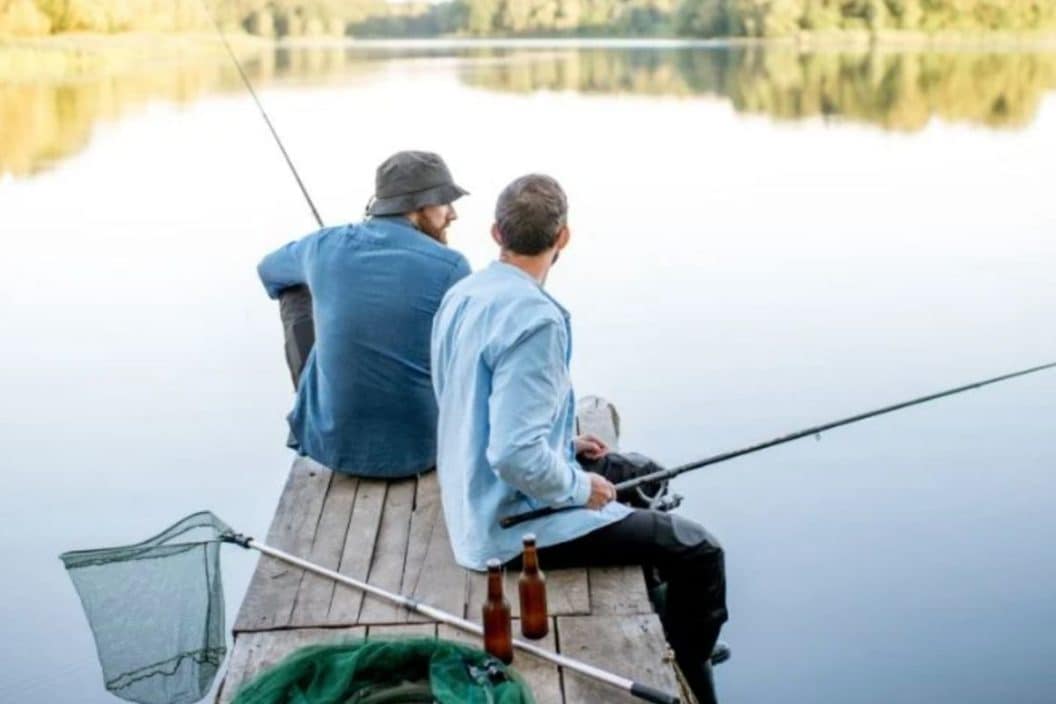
[1,41,1054,703]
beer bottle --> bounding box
[518,533,549,639]
[482,558,513,663]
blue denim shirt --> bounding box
[258,216,470,477]
[431,261,630,569]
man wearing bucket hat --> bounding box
[257,150,471,478]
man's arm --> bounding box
[485,320,593,506]
[258,239,309,299]
[258,237,314,386]
[444,255,472,291]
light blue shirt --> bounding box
[258,216,470,477]
[431,261,630,570]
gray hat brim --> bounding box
[369,182,469,216]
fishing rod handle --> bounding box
[631,682,681,704]
[500,478,665,528]
[499,505,566,528]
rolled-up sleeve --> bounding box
[486,320,591,506]
[257,237,309,299]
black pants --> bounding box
[278,284,315,389]
[512,453,728,703]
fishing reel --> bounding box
[635,483,683,513]
[587,451,683,513]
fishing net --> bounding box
[230,637,535,704]
[59,511,233,704]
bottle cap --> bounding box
[522,533,537,544]
[486,558,501,569]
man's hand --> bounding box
[585,472,617,509]
[575,433,610,460]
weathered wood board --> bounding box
[221,397,691,703]
[559,614,680,703]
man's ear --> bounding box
[491,223,504,247]
[555,225,571,251]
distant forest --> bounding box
[2,0,1056,38]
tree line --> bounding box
[3,0,1056,38]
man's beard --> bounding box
[420,221,449,244]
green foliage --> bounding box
[4,0,1056,38]
[0,0,52,36]
[667,0,1056,37]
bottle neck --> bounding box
[522,545,539,574]
[487,567,504,600]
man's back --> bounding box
[259,216,470,477]
[432,262,628,569]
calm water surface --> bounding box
[1,42,1054,703]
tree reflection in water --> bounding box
[3,44,1056,178]
[0,44,381,178]
[461,47,1056,131]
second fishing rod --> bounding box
[501,360,1056,529]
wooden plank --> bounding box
[401,472,469,623]
[217,627,365,703]
[216,631,260,704]
[438,622,563,704]
[288,473,359,627]
[557,614,679,704]
[466,565,590,619]
[587,566,654,615]
[233,458,333,632]
[366,623,437,639]
[327,478,388,623]
[358,478,416,624]
[545,568,591,616]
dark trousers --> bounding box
[278,284,315,389]
[512,454,728,703]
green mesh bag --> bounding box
[59,511,232,704]
[231,638,535,704]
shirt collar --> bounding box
[368,215,418,233]
[490,261,570,320]
[367,215,444,248]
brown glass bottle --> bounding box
[518,533,549,639]
[482,558,513,664]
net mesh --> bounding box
[60,511,233,704]
[230,637,535,704]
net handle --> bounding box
[228,535,680,704]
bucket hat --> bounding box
[367,151,468,216]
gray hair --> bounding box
[494,174,568,256]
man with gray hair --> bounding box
[258,150,471,478]
[431,174,728,703]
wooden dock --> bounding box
[218,398,689,703]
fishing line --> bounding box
[202,1,324,228]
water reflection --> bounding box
[3,43,1056,178]
[0,46,382,178]
[461,48,1056,130]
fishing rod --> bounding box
[203,0,323,228]
[501,360,1056,529]
[203,2,321,381]
[220,530,680,704]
